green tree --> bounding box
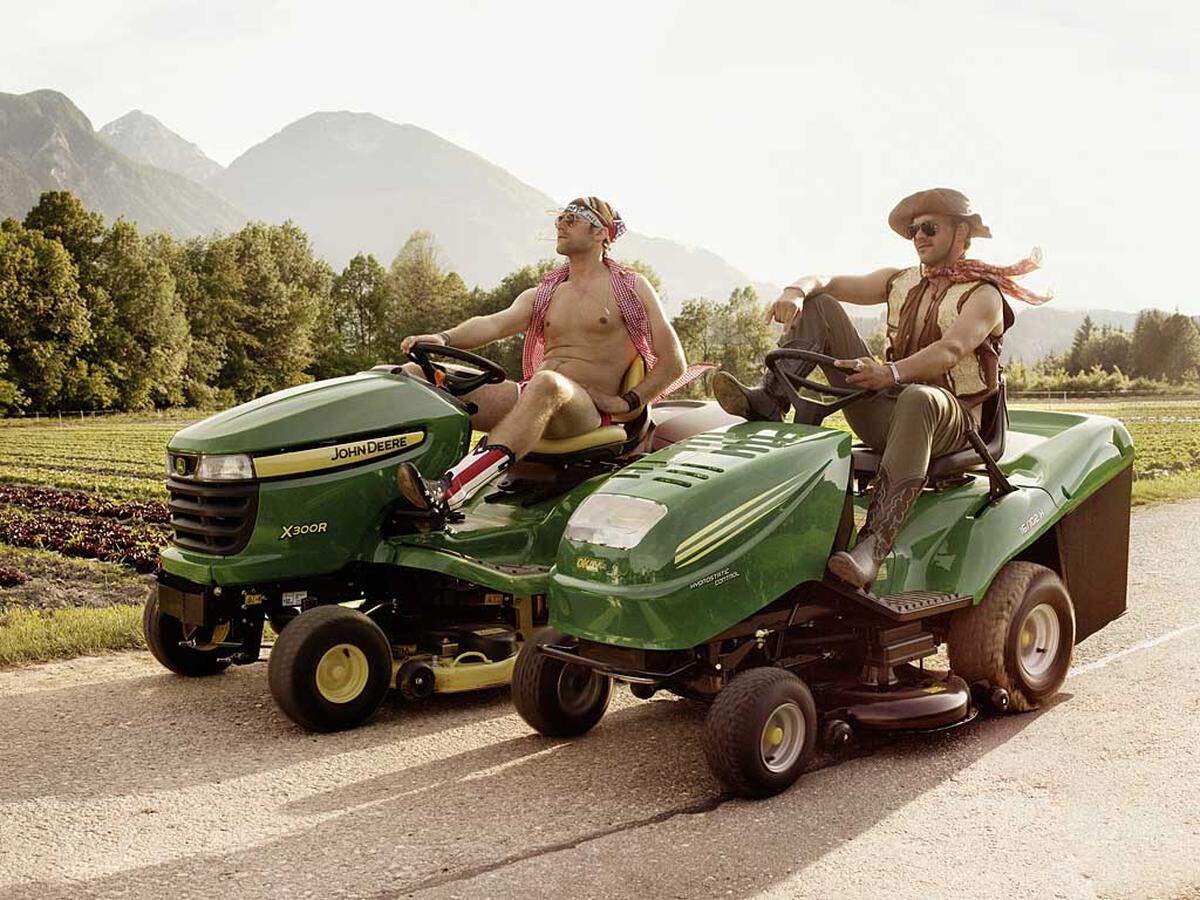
[217,222,330,400]
[387,231,455,342]
[22,191,105,288]
[0,218,91,411]
[91,220,190,409]
[670,285,773,399]
[1076,326,1131,374]
[1066,314,1095,374]
[311,252,392,379]
[1131,310,1167,379]
[1160,313,1200,382]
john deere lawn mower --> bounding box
[511,349,1134,798]
[145,343,739,731]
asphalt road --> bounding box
[1,501,1198,899]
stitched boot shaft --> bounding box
[712,334,819,422]
[827,469,926,589]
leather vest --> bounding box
[885,267,1003,407]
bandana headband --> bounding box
[563,201,627,243]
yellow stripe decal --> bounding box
[675,503,783,568]
[673,473,807,567]
[254,431,424,478]
[674,473,805,557]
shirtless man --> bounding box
[395,196,687,519]
[713,188,1048,588]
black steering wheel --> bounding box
[406,342,508,397]
[764,348,880,426]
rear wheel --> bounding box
[143,594,231,677]
[268,605,393,732]
[948,561,1075,712]
[703,667,817,798]
[512,631,611,737]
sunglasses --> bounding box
[556,211,592,228]
[906,220,941,240]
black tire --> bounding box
[948,561,1075,712]
[267,605,394,732]
[703,667,817,799]
[511,631,612,737]
[142,594,231,677]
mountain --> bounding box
[215,111,754,313]
[0,90,243,237]
[98,110,223,184]
[1002,307,1137,363]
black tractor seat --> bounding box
[851,381,1010,489]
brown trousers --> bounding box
[789,294,971,484]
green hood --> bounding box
[169,371,463,455]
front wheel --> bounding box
[143,594,231,677]
[268,605,394,732]
[511,631,612,737]
[948,561,1075,712]
[703,667,817,799]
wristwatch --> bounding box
[621,389,642,412]
[887,362,902,384]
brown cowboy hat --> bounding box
[888,188,992,239]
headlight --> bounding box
[195,453,254,481]
[565,494,668,550]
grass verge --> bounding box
[0,603,144,668]
[1131,470,1200,506]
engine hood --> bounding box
[549,422,852,650]
[168,371,465,455]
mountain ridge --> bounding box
[214,109,757,312]
[0,90,243,237]
[98,110,223,184]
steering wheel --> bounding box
[764,348,880,426]
[406,342,508,397]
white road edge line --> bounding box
[1069,620,1200,678]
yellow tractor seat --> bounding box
[528,358,649,459]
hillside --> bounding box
[98,110,223,184]
[215,111,754,312]
[0,90,243,237]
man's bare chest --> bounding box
[544,284,628,343]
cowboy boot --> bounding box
[827,469,926,590]
[395,462,451,527]
[712,335,819,422]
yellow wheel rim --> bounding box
[765,725,785,746]
[315,643,370,704]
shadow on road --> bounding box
[6,667,1057,899]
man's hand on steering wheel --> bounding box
[400,332,447,355]
[835,356,899,391]
[404,342,507,397]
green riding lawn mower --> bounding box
[509,348,1133,797]
[146,343,1133,800]
[146,343,739,731]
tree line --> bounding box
[1004,312,1200,394]
[8,191,1193,415]
[0,191,780,414]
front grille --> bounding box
[166,476,258,555]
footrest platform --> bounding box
[842,588,973,622]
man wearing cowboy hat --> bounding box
[713,188,1048,589]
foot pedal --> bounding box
[843,588,972,622]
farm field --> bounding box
[0,398,1197,666]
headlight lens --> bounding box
[195,453,254,481]
[565,494,668,550]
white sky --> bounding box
[3,0,1197,312]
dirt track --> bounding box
[1,501,1198,899]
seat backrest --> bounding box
[609,357,647,424]
[976,377,1008,457]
